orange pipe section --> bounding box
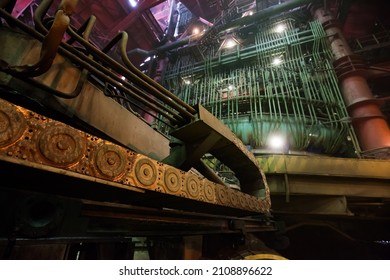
[342,76,390,150]
[312,6,390,154]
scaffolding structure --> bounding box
[164,17,359,156]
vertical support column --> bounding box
[311,5,390,157]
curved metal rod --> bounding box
[64,26,190,123]
[33,0,78,33]
[117,32,197,115]
[33,2,187,124]
[1,9,70,77]
[102,83,174,128]
[0,5,84,99]
[67,15,96,45]
[82,29,196,119]
[0,6,183,124]
[22,72,86,99]
[104,33,192,115]
[33,0,54,34]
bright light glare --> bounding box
[267,134,286,150]
[192,27,200,35]
[275,24,286,33]
[184,80,191,85]
[272,57,282,66]
[224,38,237,48]
[129,0,138,8]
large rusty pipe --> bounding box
[312,5,390,154]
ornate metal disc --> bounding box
[0,100,27,147]
[185,173,200,198]
[95,144,126,179]
[38,125,85,167]
[203,181,215,201]
[134,157,157,186]
[164,167,181,193]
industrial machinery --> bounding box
[0,0,389,259]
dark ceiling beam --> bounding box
[222,0,313,31]
[115,0,131,13]
[10,0,33,18]
[108,0,167,37]
[179,0,208,19]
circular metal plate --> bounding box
[38,125,85,167]
[164,167,182,193]
[185,174,200,198]
[134,157,157,186]
[95,144,127,179]
[203,181,215,202]
[0,100,27,147]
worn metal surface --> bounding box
[164,18,355,156]
[259,155,390,198]
[312,4,390,156]
[0,98,270,214]
[170,104,271,203]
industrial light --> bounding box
[219,33,240,50]
[267,134,286,151]
[272,57,283,66]
[192,27,200,35]
[129,0,138,8]
[274,24,286,33]
[224,38,237,48]
[184,79,191,85]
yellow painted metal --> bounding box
[260,155,390,198]
[243,253,287,260]
[259,155,390,179]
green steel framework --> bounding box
[163,18,360,156]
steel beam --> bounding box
[259,155,390,198]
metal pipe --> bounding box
[0,9,183,124]
[1,2,72,77]
[221,0,313,31]
[164,0,178,42]
[30,0,195,123]
[311,5,390,155]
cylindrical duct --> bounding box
[312,5,390,156]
